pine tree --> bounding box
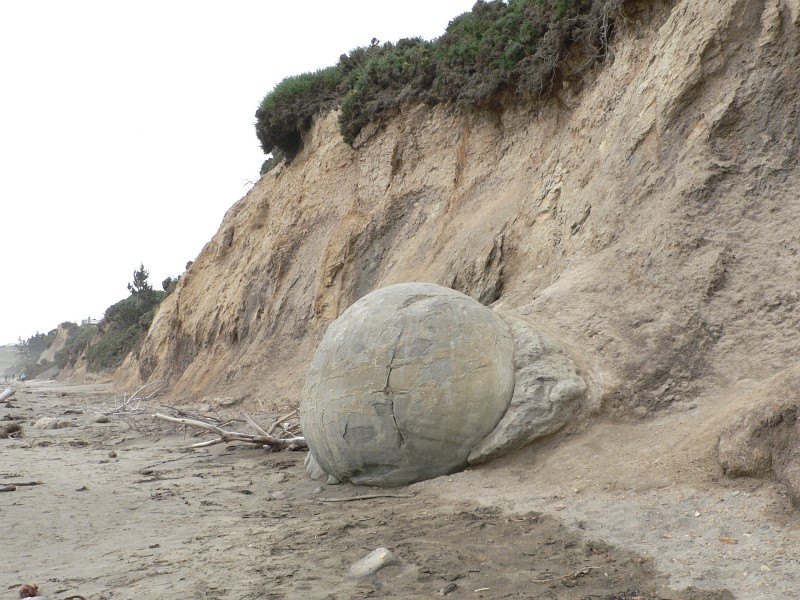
[127,263,153,306]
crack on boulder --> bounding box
[384,346,406,448]
[388,396,406,448]
[384,347,396,392]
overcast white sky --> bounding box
[0,0,475,345]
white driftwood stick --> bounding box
[242,412,270,437]
[153,413,306,450]
[0,386,17,403]
[267,409,298,435]
[122,380,166,409]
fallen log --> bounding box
[153,413,307,450]
[0,385,17,403]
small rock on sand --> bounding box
[33,417,75,430]
[349,547,396,578]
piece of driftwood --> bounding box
[314,493,417,503]
[242,412,270,437]
[116,380,166,413]
[0,480,42,487]
[267,409,299,435]
[0,385,17,403]
[153,412,306,450]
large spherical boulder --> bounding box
[300,282,515,486]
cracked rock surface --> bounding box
[468,313,588,465]
[300,283,515,486]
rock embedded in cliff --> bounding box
[717,389,800,506]
[300,282,515,486]
[468,313,588,465]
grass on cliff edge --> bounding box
[255,0,622,169]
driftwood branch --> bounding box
[242,412,270,437]
[314,493,416,503]
[118,380,167,412]
[153,413,306,450]
[268,409,298,435]
[0,385,17,403]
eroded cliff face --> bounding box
[116,0,800,417]
[37,324,71,365]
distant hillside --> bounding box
[0,345,19,376]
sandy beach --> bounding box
[3,381,794,599]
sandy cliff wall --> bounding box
[116,0,800,416]
[37,324,70,365]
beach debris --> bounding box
[531,565,599,583]
[18,583,38,598]
[348,547,397,578]
[0,422,22,438]
[314,492,416,503]
[114,380,167,413]
[0,385,17,404]
[153,410,306,450]
[0,480,42,488]
[33,417,75,430]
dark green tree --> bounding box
[127,263,155,308]
[85,265,167,371]
[162,276,179,295]
[128,263,153,296]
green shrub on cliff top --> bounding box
[339,37,436,144]
[255,67,340,156]
[256,0,621,159]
